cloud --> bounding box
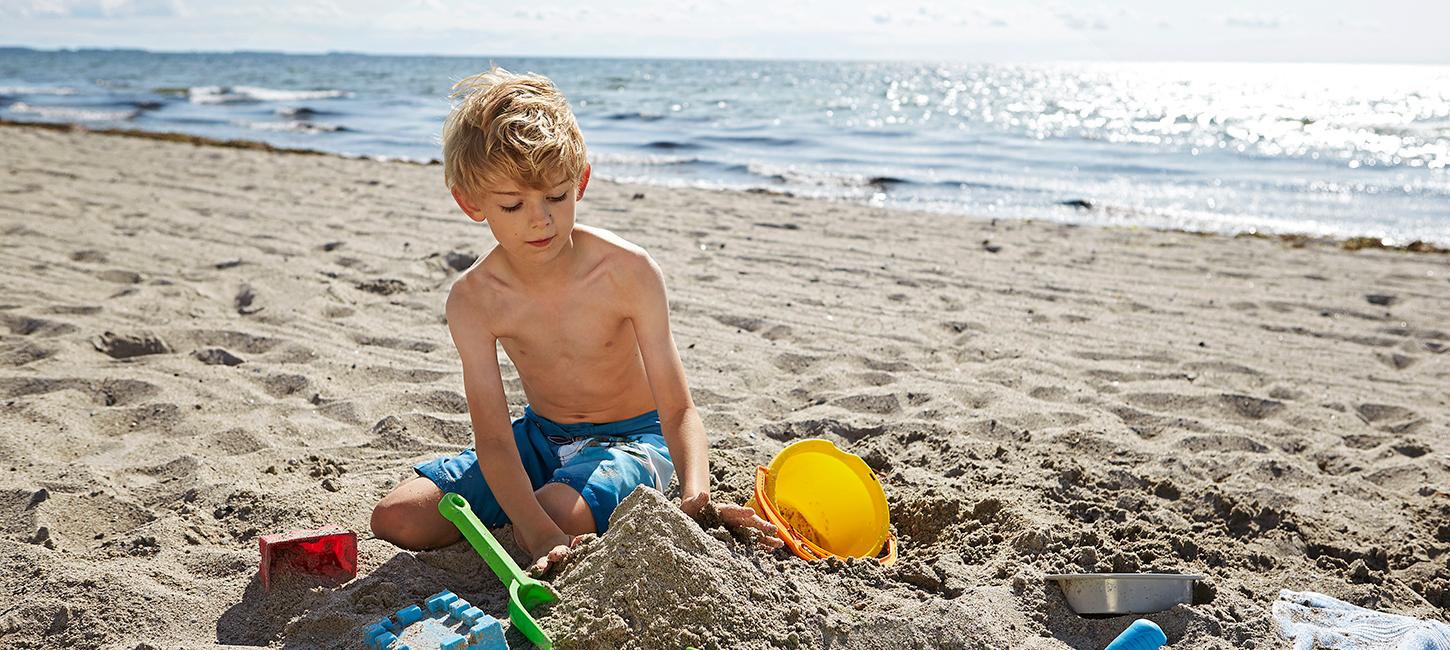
[12,0,186,18]
[1056,10,1107,31]
[1223,14,1283,29]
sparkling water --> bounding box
[2,48,1446,244]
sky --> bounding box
[1,0,1448,63]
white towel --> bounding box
[1273,589,1450,650]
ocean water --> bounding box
[2,48,1447,244]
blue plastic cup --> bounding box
[1105,619,1167,650]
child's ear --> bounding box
[576,164,591,201]
[451,187,486,223]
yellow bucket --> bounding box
[749,439,896,565]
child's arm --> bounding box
[624,254,709,501]
[446,287,572,558]
[625,254,782,548]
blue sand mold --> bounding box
[397,605,425,626]
[448,600,470,618]
[427,591,459,613]
[364,623,388,641]
[364,589,506,650]
[468,619,506,648]
[369,631,397,650]
[1105,619,1168,650]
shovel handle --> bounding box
[438,492,528,587]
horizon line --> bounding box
[3,43,1448,68]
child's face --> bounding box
[453,166,589,260]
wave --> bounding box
[7,102,138,122]
[643,140,702,151]
[236,119,349,133]
[605,111,666,122]
[186,86,352,104]
[0,86,79,96]
[740,162,904,191]
[588,151,701,166]
[698,134,804,147]
[276,106,336,118]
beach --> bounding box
[0,122,1447,648]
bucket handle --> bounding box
[753,466,897,566]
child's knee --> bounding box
[536,482,596,536]
[369,498,412,546]
[370,479,448,550]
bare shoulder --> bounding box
[445,250,504,332]
[573,225,661,288]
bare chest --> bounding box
[489,281,635,367]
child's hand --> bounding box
[680,492,784,552]
[527,533,595,577]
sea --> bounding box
[2,48,1447,245]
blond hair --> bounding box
[442,66,587,199]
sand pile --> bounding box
[541,486,1048,650]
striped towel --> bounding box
[1273,590,1450,650]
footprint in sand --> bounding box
[192,348,244,366]
[1355,403,1423,433]
[1375,352,1418,370]
[92,331,172,359]
[97,269,142,284]
[366,414,463,450]
[712,313,765,333]
[0,379,153,409]
[0,313,78,337]
[234,284,262,315]
[710,313,796,342]
[253,373,309,399]
[1218,394,1285,420]
[770,352,819,373]
[1110,404,1204,439]
[183,329,280,354]
[355,278,408,295]
[0,341,55,367]
[68,249,108,263]
[353,334,437,353]
[42,305,102,316]
[853,371,897,387]
[830,392,901,415]
[758,417,885,443]
[395,389,469,414]
[442,250,478,272]
[1028,385,1073,403]
[941,320,986,335]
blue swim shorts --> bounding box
[414,406,675,534]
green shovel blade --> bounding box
[439,492,557,649]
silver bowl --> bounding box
[1046,573,1203,615]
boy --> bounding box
[370,68,779,573]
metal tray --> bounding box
[1046,573,1202,615]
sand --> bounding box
[0,123,1447,649]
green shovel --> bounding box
[438,492,558,649]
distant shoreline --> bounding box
[5,117,1443,257]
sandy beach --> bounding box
[1,123,1447,649]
